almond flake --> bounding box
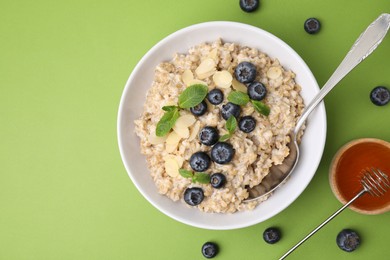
[165,131,181,153]
[267,67,282,79]
[165,143,178,153]
[175,114,196,128]
[207,48,218,60]
[163,155,184,168]
[181,70,194,86]
[164,158,179,177]
[188,121,200,141]
[187,79,208,86]
[173,125,189,138]
[196,71,216,80]
[195,58,216,79]
[213,70,232,88]
[175,156,184,168]
[232,78,247,92]
[173,114,193,138]
[148,133,167,145]
[165,131,181,145]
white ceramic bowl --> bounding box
[117,21,327,230]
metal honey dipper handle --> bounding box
[279,168,390,260]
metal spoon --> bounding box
[245,13,390,202]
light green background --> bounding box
[1,0,389,259]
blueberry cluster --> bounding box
[184,126,231,205]
[183,62,269,206]
[190,62,266,134]
[183,126,231,206]
[232,61,269,132]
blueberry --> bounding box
[199,126,219,146]
[238,116,256,133]
[234,61,257,83]
[336,229,361,252]
[190,152,211,172]
[248,81,267,101]
[370,86,390,106]
[221,102,241,120]
[207,89,224,105]
[263,227,281,244]
[201,242,219,258]
[184,187,204,206]
[210,173,226,189]
[239,0,259,13]
[190,100,208,116]
[211,142,235,164]
[304,18,321,34]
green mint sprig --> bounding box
[155,107,180,137]
[252,100,270,116]
[179,169,210,184]
[178,84,208,108]
[219,116,237,142]
[155,84,208,137]
[227,90,270,117]
[227,91,249,105]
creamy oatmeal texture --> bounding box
[134,39,304,213]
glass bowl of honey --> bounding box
[329,138,390,214]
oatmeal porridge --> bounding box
[134,39,305,213]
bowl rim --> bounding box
[117,21,327,230]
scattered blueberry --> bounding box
[238,116,256,133]
[207,89,224,105]
[184,187,204,206]
[199,126,219,146]
[370,86,390,106]
[304,18,321,34]
[211,142,235,164]
[210,173,226,189]
[336,229,361,252]
[234,61,257,83]
[201,242,219,258]
[190,100,208,116]
[239,0,259,13]
[190,152,211,172]
[248,81,267,101]
[263,227,281,244]
[221,102,241,120]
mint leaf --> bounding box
[219,134,231,142]
[251,100,270,116]
[178,84,208,109]
[193,172,211,184]
[162,105,178,112]
[226,116,237,134]
[155,107,180,137]
[179,169,193,178]
[218,116,236,141]
[227,91,250,106]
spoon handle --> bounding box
[294,13,390,135]
[279,189,367,260]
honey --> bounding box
[330,139,390,214]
